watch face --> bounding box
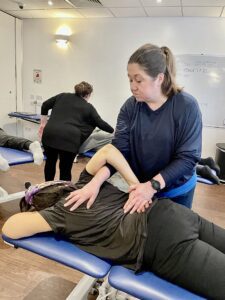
[151,179,161,192]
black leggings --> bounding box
[143,199,225,299]
[43,145,77,181]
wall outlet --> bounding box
[36,95,43,106]
[36,100,42,106]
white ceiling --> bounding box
[0,0,225,19]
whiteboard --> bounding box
[176,54,225,128]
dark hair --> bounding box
[74,81,93,98]
[128,44,182,97]
[20,185,75,212]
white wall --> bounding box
[0,12,22,136]
[15,18,23,137]
[22,17,225,157]
[0,12,15,134]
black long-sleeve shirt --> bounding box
[41,93,113,153]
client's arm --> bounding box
[86,144,138,186]
[2,211,52,239]
[65,144,139,211]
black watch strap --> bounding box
[150,179,161,192]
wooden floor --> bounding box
[1,159,225,299]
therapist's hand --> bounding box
[64,181,100,211]
[123,182,155,214]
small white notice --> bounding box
[33,69,42,84]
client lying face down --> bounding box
[0,127,44,171]
[2,144,225,299]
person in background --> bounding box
[39,81,113,182]
[78,128,114,154]
[65,43,202,212]
[2,144,225,299]
[0,128,43,171]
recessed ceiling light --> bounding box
[156,0,162,3]
[48,0,53,5]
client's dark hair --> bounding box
[20,185,75,212]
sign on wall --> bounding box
[33,69,42,84]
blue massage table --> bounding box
[2,233,111,300]
[2,233,206,300]
[109,266,205,300]
[0,147,34,166]
[8,112,41,124]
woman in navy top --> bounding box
[65,44,202,212]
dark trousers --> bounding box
[143,199,225,299]
[0,128,31,150]
[43,145,77,181]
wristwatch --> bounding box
[150,179,161,192]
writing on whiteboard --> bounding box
[176,55,225,128]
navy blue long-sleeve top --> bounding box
[112,91,202,191]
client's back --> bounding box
[39,169,148,270]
